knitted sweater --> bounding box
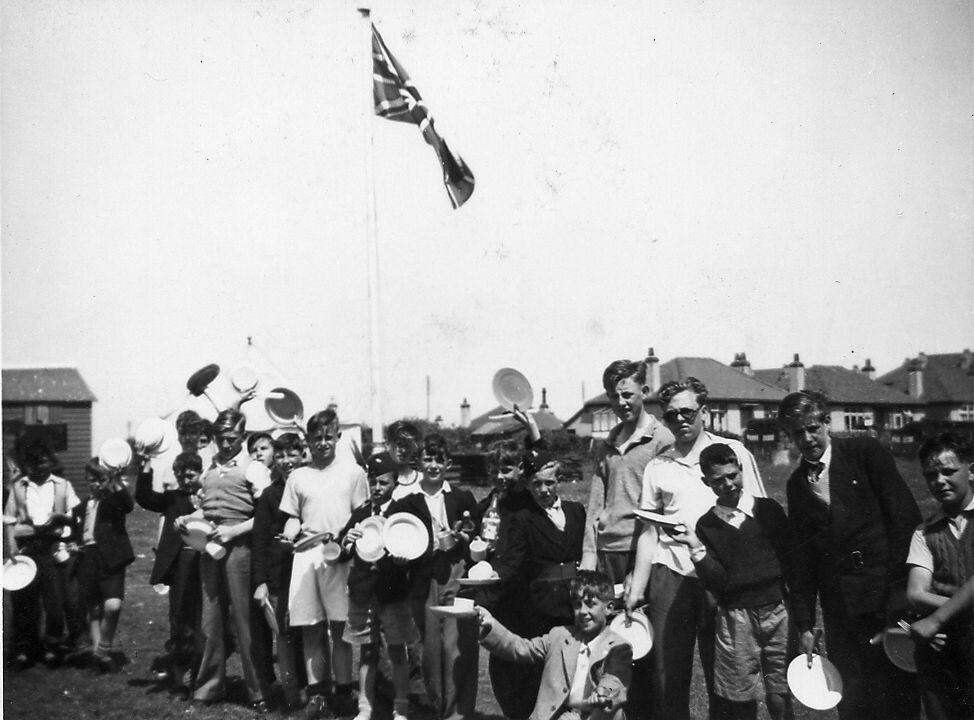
[694,497,792,609]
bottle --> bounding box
[459,510,476,535]
[480,494,501,544]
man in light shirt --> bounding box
[626,377,766,720]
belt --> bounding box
[535,562,577,581]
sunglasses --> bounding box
[662,407,701,424]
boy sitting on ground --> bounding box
[338,452,419,720]
[667,443,794,720]
[476,569,631,720]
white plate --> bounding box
[230,365,259,393]
[609,609,653,659]
[2,555,37,591]
[787,654,844,710]
[98,438,133,470]
[428,605,478,619]
[383,512,429,560]
[135,418,177,457]
[180,518,216,552]
[633,509,685,528]
[293,531,331,553]
[492,367,533,411]
[467,560,496,580]
[458,577,501,586]
[356,517,387,562]
[883,626,917,673]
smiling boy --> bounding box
[905,432,974,720]
[667,444,794,720]
[477,570,631,720]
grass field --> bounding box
[3,456,930,720]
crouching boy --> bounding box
[338,452,419,720]
[667,443,794,720]
[477,570,630,720]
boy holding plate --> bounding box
[338,451,419,720]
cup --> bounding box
[321,540,341,563]
[436,530,456,551]
[205,541,226,560]
[453,597,475,612]
[469,538,488,562]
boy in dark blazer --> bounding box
[391,434,479,720]
[780,390,921,720]
[135,450,203,693]
[74,458,135,672]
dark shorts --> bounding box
[76,545,126,604]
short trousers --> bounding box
[343,597,418,647]
[76,545,126,605]
[287,544,350,626]
[713,599,790,701]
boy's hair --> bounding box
[273,432,306,454]
[602,359,648,392]
[14,437,55,468]
[658,377,708,407]
[306,408,339,436]
[778,390,830,426]
[918,432,974,466]
[699,443,741,476]
[212,409,246,434]
[421,433,451,459]
[387,420,422,446]
[485,439,522,473]
[85,457,112,482]
[172,451,203,475]
[247,432,273,454]
[176,410,208,435]
[569,570,614,603]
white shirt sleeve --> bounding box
[640,460,662,511]
[735,443,767,499]
[905,526,933,572]
[65,481,82,511]
[350,468,369,509]
[279,474,301,518]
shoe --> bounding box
[392,712,408,720]
[43,650,62,668]
[331,692,358,718]
[250,699,272,714]
[95,653,118,673]
[353,711,372,720]
[305,694,333,718]
[11,652,33,670]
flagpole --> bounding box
[359,6,384,449]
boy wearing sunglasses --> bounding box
[626,378,766,720]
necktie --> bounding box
[806,460,824,483]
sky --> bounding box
[2,0,972,445]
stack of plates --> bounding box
[355,517,387,562]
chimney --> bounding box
[962,348,973,373]
[731,352,753,377]
[540,387,549,411]
[460,398,471,428]
[861,358,875,381]
[646,347,661,394]
[908,357,924,399]
[787,353,805,393]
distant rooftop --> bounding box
[2,367,97,403]
[877,352,974,404]
[754,364,921,406]
[469,404,565,436]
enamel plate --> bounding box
[383,512,429,560]
[492,368,534,411]
[787,654,843,710]
[609,609,653,659]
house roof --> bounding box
[2,367,97,403]
[753,365,921,406]
[469,404,565,436]
[876,352,974,404]
[579,357,787,409]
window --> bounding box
[955,404,974,423]
[708,405,727,433]
[24,405,54,424]
[843,408,874,431]
[591,408,616,435]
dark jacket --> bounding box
[74,485,135,573]
[135,469,199,585]
[787,435,921,631]
[251,479,293,595]
[338,502,413,606]
[491,499,586,629]
[390,484,478,597]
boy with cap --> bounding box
[339,452,419,720]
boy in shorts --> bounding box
[339,451,419,720]
[281,408,368,715]
[906,432,974,720]
[668,443,794,720]
[74,458,135,672]
[476,570,631,720]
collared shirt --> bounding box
[711,491,756,530]
[641,431,766,577]
[420,481,452,532]
[545,498,566,532]
[5,475,81,524]
[906,495,974,572]
[804,444,832,506]
[390,469,422,501]
[567,641,592,706]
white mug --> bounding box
[469,538,488,562]
[205,541,226,560]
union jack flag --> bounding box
[372,24,475,209]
